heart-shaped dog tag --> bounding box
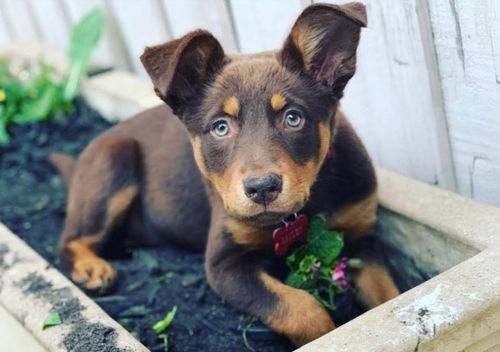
[272,214,308,256]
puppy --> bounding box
[50,2,399,346]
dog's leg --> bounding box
[327,192,400,309]
[59,135,139,293]
[205,231,335,347]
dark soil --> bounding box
[0,99,423,351]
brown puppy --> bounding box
[50,3,399,346]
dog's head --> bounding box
[141,3,366,226]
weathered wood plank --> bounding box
[109,0,171,76]
[0,3,11,46]
[162,0,238,53]
[317,0,456,190]
[229,0,305,53]
[0,0,39,40]
[29,0,70,49]
[429,0,500,206]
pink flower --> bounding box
[332,257,349,289]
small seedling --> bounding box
[157,334,169,352]
[152,305,177,334]
[285,214,363,310]
[152,306,177,352]
[42,312,62,330]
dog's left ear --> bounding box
[280,2,366,97]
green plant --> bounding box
[153,305,177,334]
[64,9,105,101]
[152,306,177,352]
[0,8,104,145]
[285,214,362,310]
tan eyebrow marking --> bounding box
[271,93,287,111]
[222,96,240,117]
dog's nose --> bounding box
[243,173,282,205]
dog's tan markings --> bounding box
[327,192,378,242]
[192,138,244,213]
[191,137,209,177]
[260,272,335,346]
[106,185,137,221]
[227,219,273,248]
[275,122,331,208]
[68,185,137,291]
[318,121,331,160]
[271,93,287,111]
[192,136,249,214]
[354,264,400,308]
[222,96,240,117]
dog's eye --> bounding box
[211,120,230,137]
[284,111,303,129]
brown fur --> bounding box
[226,219,273,248]
[65,185,137,291]
[47,153,76,188]
[51,3,400,347]
[260,272,335,346]
[354,264,400,308]
[327,192,378,241]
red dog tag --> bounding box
[272,214,308,256]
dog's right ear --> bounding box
[279,2,366,98]
[141,30,225,115]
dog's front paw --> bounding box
[71,256,116,294]
[275,289,335,346]
[260,274,335,346]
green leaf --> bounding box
[298,255,317,273]
[152,306,177,334]
[14,83,59,123]
[306,215,344,265]
[0,106,10,145]
[43,312,62,330]
[64,8,104,101]
[284,271,307,288]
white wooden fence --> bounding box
[1,0,499,207]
